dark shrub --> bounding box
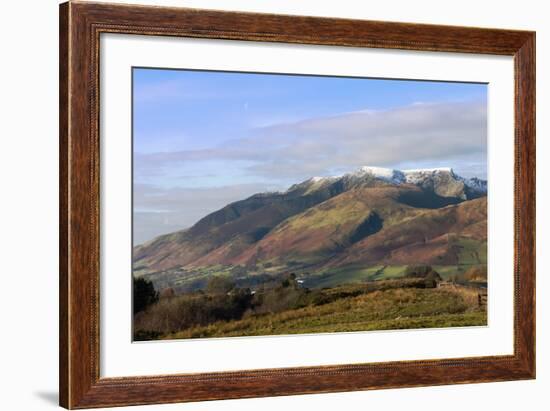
[404,265,442,287]
[424,271,442,288]
[252,275,306,314]
[133,277,158,314]
[405,265,434,278]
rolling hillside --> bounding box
[133,166,487,292]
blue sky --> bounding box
[133,68,487,244]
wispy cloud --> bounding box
[136,100,486,182]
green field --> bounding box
[300,263,484,288]
[302,265,406,288]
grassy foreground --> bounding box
[135,281,487,341]
[166,288,486,339]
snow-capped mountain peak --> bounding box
[309,176,330,183]
[289,165,487,200]
[463,177,487,194]
[403,167,454,174]
[402,167,455,185]
[354,166,406,184]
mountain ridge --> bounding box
[134,165,487,290]
[287,166,486,200]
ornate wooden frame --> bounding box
[59,1,536,408]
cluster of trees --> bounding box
[404,264,488,286]
[133,277,158,314]
[133,273,315,339]
[404,265,442,288]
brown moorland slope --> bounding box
[134,179,486,277]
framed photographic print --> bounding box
[59,1,535,408]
